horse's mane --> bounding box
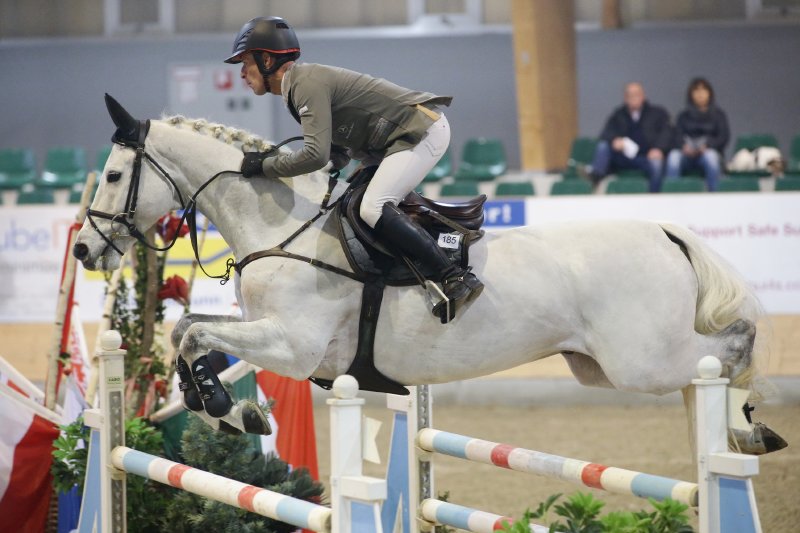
[161,115,274,152]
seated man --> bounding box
[586,82,673,192]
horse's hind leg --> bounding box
[701,319,788,454]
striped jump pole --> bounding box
[110,447,332,531]
[416,428,698,506]
[420,499,550,533]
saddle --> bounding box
[310,167,487,396]
[337,169,486,284]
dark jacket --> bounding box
[599,101,673,155]
[673,105,730,153]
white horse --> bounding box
[74,96,785,454]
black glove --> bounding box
[241,149,278,178]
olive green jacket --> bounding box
[261,63,452,178]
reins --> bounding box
[89,131,364,285]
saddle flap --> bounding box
[401,190,487,227]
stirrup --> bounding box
[424,280,452,324]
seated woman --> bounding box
[665,78,730,191]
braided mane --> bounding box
[162,115,275,152]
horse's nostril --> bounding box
[73,242,89,260]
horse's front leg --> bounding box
[170,313,242,416]
[179,316,322,435]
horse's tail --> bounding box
[658,222,761,335]
[658,222,764,390]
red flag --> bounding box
[0,389,60,532]
[256,371,319,480]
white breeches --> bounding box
[360,113,451,228]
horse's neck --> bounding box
[149,123,344,263]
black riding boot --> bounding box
[374,202,483,323]
[191,355,233,418]
[175,355,203,412]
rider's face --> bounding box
[240,53,267,96]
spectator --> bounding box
[664,77,729,191]
[586,82,673,192]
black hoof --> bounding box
[240,401,272,435]
[191,355,233,418]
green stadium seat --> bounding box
[606,178,649,194]
[614,169,648,180]
[564,137,597,179]
[0,148,36,190]
[16,187,56,204]
[788,134,800,173]
[775,177,800,191]
[733,133,779,153]
[95,145,113,172]
[38,147,87,189]
[440,182,480,197]
[661,178,705,193]
[454,138,507,181]
[550,180,593,196]
[424,149,453,182]
[495,181,534,197]
[717,178,760,193]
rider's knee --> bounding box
[359,201,382,228]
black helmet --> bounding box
[224,16,300,64]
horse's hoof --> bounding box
[732,422,788,455]
[218,420,243,435]
[240,401,272,436]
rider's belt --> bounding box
[415,103,441,122]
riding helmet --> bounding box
[224,16,300,64]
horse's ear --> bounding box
[105,93,139,143]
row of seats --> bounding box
[0,146,111,189]
[435,175,800,198]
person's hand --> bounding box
[647,148,663,160]
[611,137,625,151]
[241,149,278,178]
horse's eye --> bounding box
[107,171,122,183]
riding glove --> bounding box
[241,149,279,178]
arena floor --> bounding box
[314,403,799,532]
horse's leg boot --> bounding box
[175,355,203,412]
[191,355,233,418]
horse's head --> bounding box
[73,95,184,271]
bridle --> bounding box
[86,120,191,256]
[85,123,316,284]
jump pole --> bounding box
[384,357,761,533]
[78,331,386,533]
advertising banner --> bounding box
[1,192,798,322]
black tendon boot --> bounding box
[191,355,233,418]
[374,203,483,323]
[175,355,203,412]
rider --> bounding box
[225,16,483,322]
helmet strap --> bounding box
[253,51,295,93]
